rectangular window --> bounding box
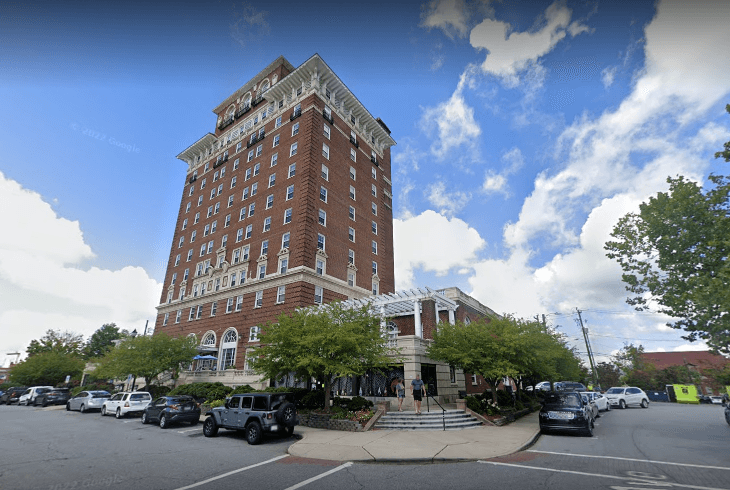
[322,143,329,159]
[261,239,268,256]
[314,286,323,304]
[163,312,169,326]
[276,285,286,303]
[248,203,255,217]
[198,195,203,206]
[249,326,260,342]
[372,261,378,275]
[186,202,191,213]
[221,234,227,248]
[255,290,263,308]
[206,205,213,218]
[349,206,355,221]
[230,271,237,286]
[189,307,195,321]
[194,212,200,224]
[247,150,254,162]
[316,259,324,275]
[318,209,326,226]
[242,223,251,239]
[282,232,290,249]
[251,183,258,196]
[275,116,282,128]
[372,221,378,234]
[291,122,299,136]
[323,124,330,139]
[350,186,356,200]
[286,185,294,200]
[239,208,246,221]
[349,227,355,242]
[268,174,276,188]
[235,295,243,311]
[242,187,249,200]
[256,144,263,157]
[183,268,189,281]
[207,240,214,254]
[199,244,206,257]
[283,208,292,224]
[372,282,379,295]
[253,163,260,176]
[317,233,325,251]
[224,214,231,227]
[214,171,219,182]
[175,310,181,323]
[226,297,234,313]
[348,249,354,265]
[196,305,203,319]
[189,186,195,197]
[228,195,234,208]
[288,164,296,178]
[200,178,207,190]
[178,236,184,248]
[279,258,288,274]
[348,273,355,287]
[233,249,240,264]
[234,157,240,169]
[271,153,278,167]
[210,302,217,316]
[350,166,356,180]
[263,216,271,232]
[231,176,237,188]
[236,228,243,242]
[350,148,356,162]
[372,166,377,179]
[210,189,215,200]
[191,230,197,242]
[258,264,266,279]
[372,241,378,255]
[372,184,377,197]
[182,219,188,230]
[266,194,274,209]
[245,168,252,181]
[211,220,217,233]
[321,164,329,181]
[372,202,377,216]
[187,249,193,262]
[273,134,280,147]
[204,224,210,237]
[290,142,298,157]
[242,245,250,261]
[320,186,327,203]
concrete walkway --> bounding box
[288,411,540,462]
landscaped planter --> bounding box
[299,412,362,431]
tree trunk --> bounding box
[323,376,331,412]
[487,378,500,404]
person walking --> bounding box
[411,374,426,414]
[395,378,406,411]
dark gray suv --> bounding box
[203,392,297,444]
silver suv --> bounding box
[203,392,297,445]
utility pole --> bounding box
[576,308,599,389]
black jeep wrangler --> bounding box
[203,392,298,445]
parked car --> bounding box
[555,381,587,392]
[539,391,595,437]
[141,396,200,428]
[66,391,111,413]
[605,386,650,409]
[531,381,551,391]
[34,388,71,407]
[0,387,28,405]
[582,391,611,412]
[725,403,730,426]
[709,396,724,405]
[102,392,152,418]
[697,394,713,404]
[18,386,54,406]
[203,392,298,444]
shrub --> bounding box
[146,385,170,399]
[168,382,232,402]
[207,399,225,408]
[230,384,256,395]
[300,389,325,409]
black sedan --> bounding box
[539,391,595,436]
[34,388,71,407]
[141,396,200,429]
[0,387,27,405]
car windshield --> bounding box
[91,393,110,398]
[606,388,625,394]
[544,393,582,407]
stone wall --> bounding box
[298,413,362,432]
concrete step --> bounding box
[375,409,482,431]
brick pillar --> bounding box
[421,299,437,339]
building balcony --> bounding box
[322,109,333,124]
[246,130,266,148]
[218,117,234,131]
[251,95,264,107]
[235,105,251,119]
[189,175,198,184]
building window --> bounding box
[372,241,378,255]
[255,290,263,308]
[273,134,280,147]
[163,312,169,326]
[350,167,356,180]
[245,168,252,181]
[256,144,263,157]
[233,249,240,264]
[261,240,269,256]
[204,224,210,237]
[317,234,325,251]
[266,194,274,209]
[226,297,234,313]
[347,273,355,287]
[221,234,227,248]
[349,206,355,221]
[320,186,327,203]
[245,224,252,239]
[263,216,271,232]
[290,142,298,157]
[249,326,260,342]
[178,236,184,248]
[372,166,377,179]
[372,184,377,197]
[284,208,292,224]
[235,295,243,311]
[349,227,355,242]
[258,264,266,279]
[253,163,260,176]
[276,285,286,304]
[211,220,217,233]
[248,203,255,217]
[318,209,326,226]
[275,116,282,128]
[268,174,276,188]
[288,163,296,178]
[372,221,378,235]
[174,255,181,266]
[207,240,214,254]
[198,196,203,206]
[183,268,189,281]
[372,202,377,216]
[210,301,217,316]
[286,185,294,200]
[214,202,220,214]
[471,374,478,385]
[321,164,329,181]
[194,212,200,224]
[228,195,234,208]
[271,153,278,167]
[242,245,250,261]
[242,187,250,200]
[279,257,288,274]
[196,305,203,319]
[251,183,258,196]
[372,282,379,295]
[348,249,354,265]
[189,307,195,321]
[350,148,356,162]
[187,249,193,262]
[230,271,237,286]
[175,310,181,323]
[314,286,323,304]
[186,202,191,213]
[291,122,299,136]
[200,178,207,190]
[247,150,254,162]
[231,176,237,188]
[239,208,246,221]
[323,124,330,139]
[316,259,324,275]
[225,214,231,227]
[282,232,290,249]
[322,143,329,159]
[182,219,188,231]
[199,244,206,257]
[350,186,356,200]
[234,157,240,168]
[372,261,378,275]
[189,186,195,197]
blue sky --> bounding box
[2,0,729,368]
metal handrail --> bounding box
[425,393,446,431]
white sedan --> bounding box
[582,392,611,412]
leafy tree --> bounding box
[83,323,128,359]
[612,343,647,375]
[8,352,85,386]
[596,361,622,389]
[715,104,730,163]
[26,329,85,357]
[702,363,730,387]
[93,333,197,388]
[605,140,730,355]
[250,302,396,410]
[653,365,700,389]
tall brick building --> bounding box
[154,55,396,378]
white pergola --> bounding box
[339,287,458,338]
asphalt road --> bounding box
[1,402,727,490]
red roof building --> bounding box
[642,350,729,395]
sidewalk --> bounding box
[288,411,540,462]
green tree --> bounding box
[596,361,622,389]
[715,105,730,163]
[83,323,128,359]
[605,173,730,354]
[654,365,700,389]
[250,302,396,410]
[8,352,85,386]
[93,333,197,388]
[26,329,85,357]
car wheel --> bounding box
[116,408,124,419]
[141,412,149,424]
[203,417,218,437]
[101,406,107,416]
[159,414,168,429]
[66,403,70,411]
[80,404,86,413]
[619,400,626,409]
[640,399,649,408]
[606,403,611,412]
[42,400,48,408]
[584,419,594,437]
[246,421,262,445]
[725,410,730,426]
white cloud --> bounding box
[394,210,485,289]
[483,147,525,195]
[0,172,161,360]
[470,1,591,87]
[420,0,470,40]
[421,66,482,160]
[426,181,471,217]
[601,65,617,89]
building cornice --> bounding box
[212,56,295,115]
[176,133,218,168]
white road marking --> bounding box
[283,462,354,490]
[527,450,730,471]
[478,462,726,490]
[176,427,200,434]
[172,455,289,490]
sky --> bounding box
[1,0,729,368]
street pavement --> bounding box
[288,410,541,462]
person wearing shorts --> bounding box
[411,374,426,414]
[396,378,406,411]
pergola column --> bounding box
[448,309,455,325]
[414,300,422,338]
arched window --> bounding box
[226,105,235,120]
[201,331,216,346]
[242,94,252,111]
[259,79,270,94]
[464,316,471,325]
[219,328,238,369]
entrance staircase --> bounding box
[375,409,482,431]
